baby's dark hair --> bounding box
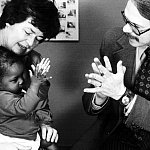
[0,46,23,82]
[0,0,60,39]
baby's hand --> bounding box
[36,58,51,80]
[30,58,51,82]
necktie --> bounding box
[134,47,150,99]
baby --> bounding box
[0,46,53,150]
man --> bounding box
[72,0,150,149]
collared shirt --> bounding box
[124,46,147,116]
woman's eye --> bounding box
[25,31,32,35]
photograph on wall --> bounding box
[0,0,6,16]
[0,0,79,41]
[52,0,79,41]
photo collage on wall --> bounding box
[52,0,79,41]
[0,0,79,41]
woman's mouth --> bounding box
[18,43,28,50]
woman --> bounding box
[0,0,60,149]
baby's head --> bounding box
[0,46,24,94]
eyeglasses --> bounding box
[121,11,150,36]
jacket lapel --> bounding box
[114,34,136,89]
[111,34,136,123]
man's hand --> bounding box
[41,124,58,143]
[84,56,126,100]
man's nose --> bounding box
[123,24,132,34]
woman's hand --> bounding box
[41,124,58,143]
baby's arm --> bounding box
[33,57,52,123]
[29,58,51,95]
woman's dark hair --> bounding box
[0,46,23,82]
[0,0,60,39]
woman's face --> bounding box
[4,18,44,55]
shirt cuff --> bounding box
[92,94,109,110]
[124,94,137,116]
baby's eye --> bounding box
[12,78,18,83]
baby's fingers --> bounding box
[43,58,50,67]
[42,60,50,73]
[31,65,35,72]
[39,58,50,70]
[38,58,45,71]
[42,65,50,74]
[29,70,33,78]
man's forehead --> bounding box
[125,0,150,27]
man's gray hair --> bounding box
[133,0,150,20]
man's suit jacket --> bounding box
[82,27,150,147]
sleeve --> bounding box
[35,80,53,126]
[0,89,40,116]
[91,94,109,110]
[23,50,42,90]
[35,103,53,126]
[26,51,53,125]
[125,95,150,132]
[38,80,50,101]
[82,91,110,115]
